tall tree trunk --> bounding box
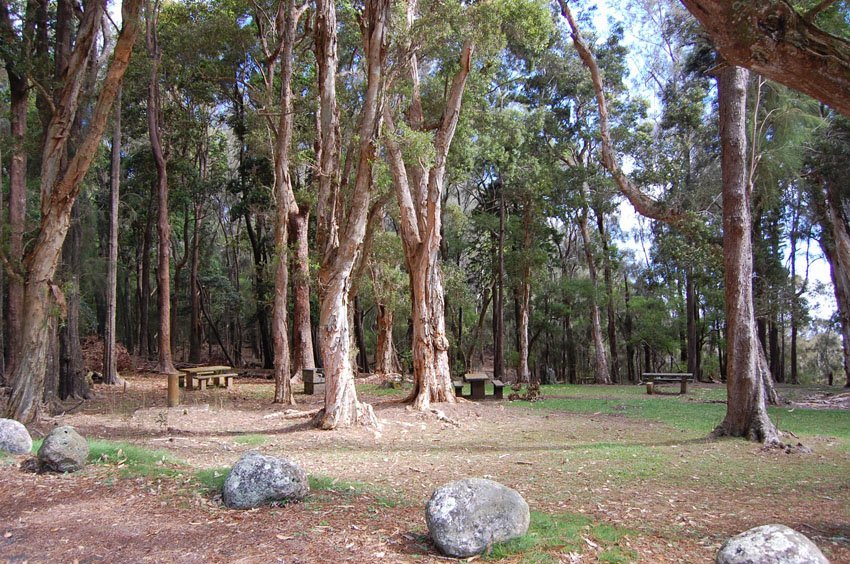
[595,206,619,382]
[686,270,702,381]
[245,214,274,369]
[373,304,400,375]
[59,202,92,400]
[290,208,315,379]
[146,0,176,375]
[0,141,4,383]
[383,30,473,408]
[139,193,154,357]
[0,0,35,378]
[104,88,123,385]
[4,0,141,422]
[270,0,306,406]
[517,203,533,384]
[493,194,505,381]
[813,178,850,388]
[578,209,610,384]
[712,66,778,443]
[188,207,202,363]
[313,0,387,428]
[624,273,636,383]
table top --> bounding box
[464,373,490,382]
[181,365,231,374]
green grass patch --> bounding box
[89,440,181,479]
[232,434,269,446]
[523,384,850,440]
[194,466,230,493]
[357,383,409,396]
[308,473,406,508]
[488,511,633,561]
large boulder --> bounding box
[37,426,89,473]
[426,477,530,557]
[0,419,32,455]
[716,524,829,564]
[222,451,309,509]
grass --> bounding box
[89,440,182,479]
[307,473,407,508]
[505,384,850,494]
[194,466,230,493]
[488,511,634,561]
[520,384,850,440]
[357,383,410,397]
[232,434,269,446]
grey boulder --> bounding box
[0,418,32,455]
[426,477,530,557]
[38,426,89,472]
[222,451,309,509]
[716,524,829,564]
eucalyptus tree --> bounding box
[313,0,389,428]
[382,0,552,408]
[4,0,142,422]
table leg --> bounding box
[470,381,485,400]
[167,374,179,407]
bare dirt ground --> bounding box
[2,373,849,563]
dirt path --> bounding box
[2,375,848,562]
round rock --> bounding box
[426,477,530,557]
[222,451,309,509]
[716,524,829,564]
[0,418,32,455]
[38,426,89,473]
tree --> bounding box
[4,0,142,422]
[145,0,177,375]
[382,0,476,410]
[560,1,779,440]
[269,0,307,405]
[679,0,850,118]
[712,66,779,442]
[313,0,388,429]
[0,0,34,377]
[104,89,124,386]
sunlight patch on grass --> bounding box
[488,511,634,561]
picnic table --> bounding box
[180,365,236,391]
[642,372,694,394]
[454,373,505,400]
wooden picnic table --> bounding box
[642,372,693,394]
[180,365,234,391]
[464,373,489,400]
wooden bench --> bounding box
[453,380,464,397]
[303,368,325,395]
[455,375,505,400]
[192,373,236,391]
[642,372,694,395]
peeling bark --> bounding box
[383,25,473,409]
[313,0,388,428]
